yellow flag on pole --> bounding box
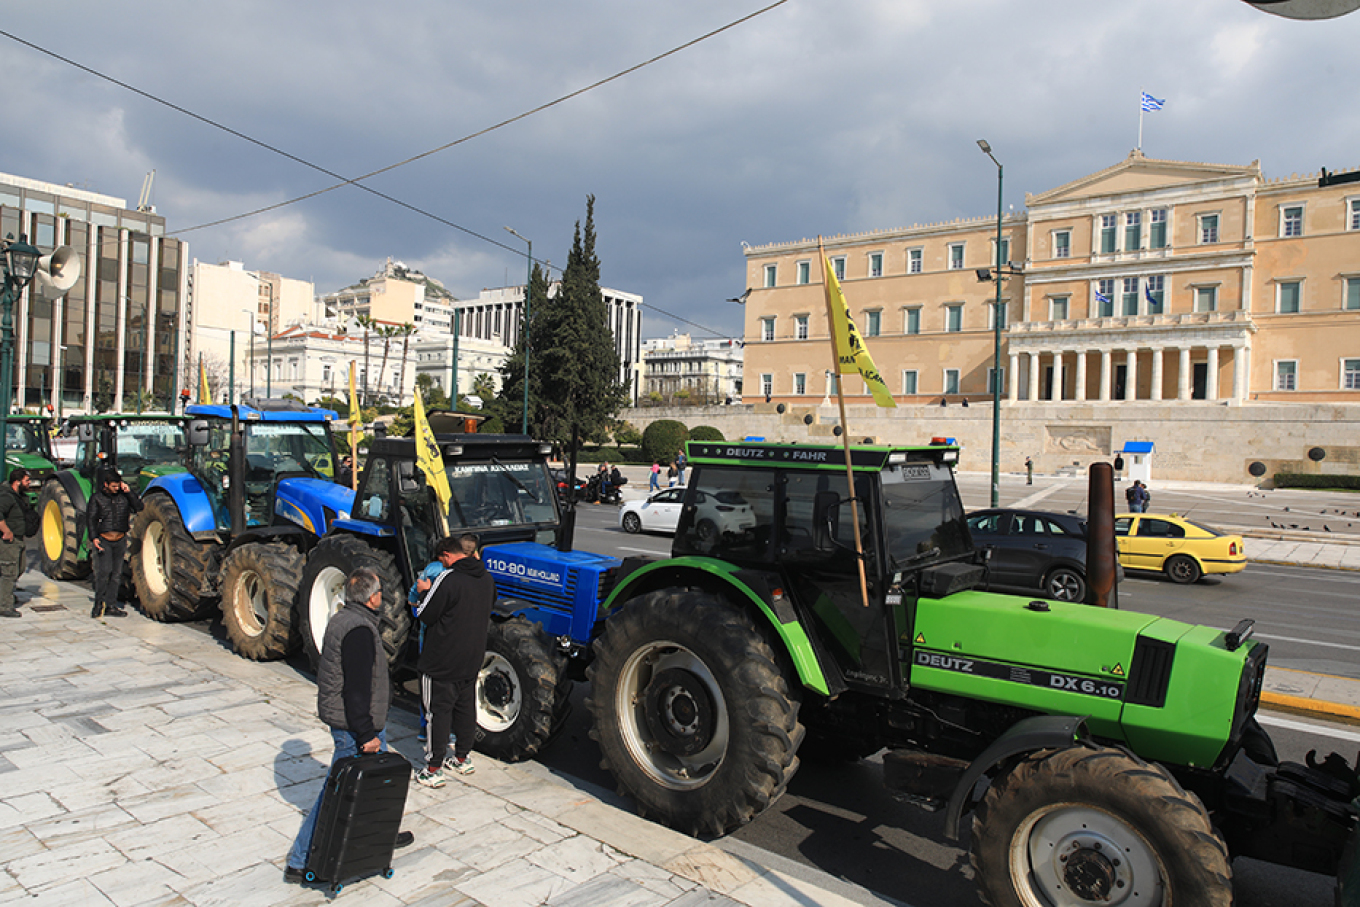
[823,254,896,408]
[413,391,452,511]
[198,359,211,404]
[347,361,361,428]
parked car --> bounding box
[1114,513,1246,584]
[619,487,757,540]
[966,508,1097,602]
[549,467,587,506]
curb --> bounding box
[1260,691,1360,726]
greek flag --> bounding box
[1095,289,1112,305]
[1141,92,1165,112]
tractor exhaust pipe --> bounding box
[1086,462,1119,609]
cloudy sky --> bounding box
[2,0,1356,341]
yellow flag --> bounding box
[413,391,452,510]
[347,361,361,428]
[198,359,211,404]
[823,254,896,408]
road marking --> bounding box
[1258,713,1360,743]
[615,546,664,555]
[1257,632,1360,653]
[1009,483,1066,510]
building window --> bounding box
[1100,214,1117,253]
[796,261,810,285]
[1146,275,1164,314]
[1053,231,1070,259]
[908,248,923,274]
[987,367,1005,395]
[949,244,965,270]
[796,315,809,339]
[903,370,918,394]
[865,310,881,337]
[905,308,921,334]
[832,257,846,281]
[1344,359,1360,390]
[1149,209,1167,249]
[868,252,883,278]
[794,372,806,395]
[1351,199,1360,231]
[1096,279,1115,317]
[761,318,775,342]
[1125,212,1142,250]
[993,238,1010,267]
[761,373,773,396]
[944,369,960,395]
[1195,286,1217,312]
[826,374,839,396]
[989,301,1008,331]
[1277,281,1301,314]
[1050,296,1069,321]
[1282,205,1304,238]
[1121,277,1139,316]
[1199,214,1219,244]
[1275,360,1297,391]
[1347,277,1360,310]
[763,264,777,288]
[322,365,332,384]
[946,304,963,332]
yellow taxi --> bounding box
[1114,513,1246,584]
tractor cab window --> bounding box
[395,462,437,578]
[445,460,558,531]
[358,458,392,522]
[880,461,970,570]
[116,422,186,477]
[5,422,41,453]
[243,422,333,482]
[191,423,233,529]
[674,466,774,560]
[780,470,877,574]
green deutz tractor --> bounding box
[586,440,1360,906]
[37,414,188,580]
[3,414,57,502]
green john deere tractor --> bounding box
[3,414,57,503]
[586,439,1359,906]
[36,414,188,580]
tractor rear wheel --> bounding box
[298,534,409,670]
[587,588,804,837]
[131,495,219,622]
[220,542,303,661]
[37,480,88,580]
[475,616,571,762]
[970,745,1232,907]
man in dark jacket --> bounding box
[284,567,413,882]
[413,533,495,785]
[87,468,143,618]
[0,468,32,618]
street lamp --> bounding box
[0,236,41,481]
[504,226,532,435]
[242,307,257,399]
[977,139,1006,509]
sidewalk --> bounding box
[0,573,895,907]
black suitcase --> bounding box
[304,751,412,893]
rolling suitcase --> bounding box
[304,751,412,893]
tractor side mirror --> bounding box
[186,420,210,446]
[396,460,421,494]
[76,422,96,443]
[812,490,842,550]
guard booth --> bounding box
[1118,441,1155,484]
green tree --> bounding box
[642,419,688,464]
[471,373,496,405]
[394,322,416,407]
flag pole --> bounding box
[819,239,872,609]
[1138,87,1144,151]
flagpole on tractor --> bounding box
[818,239,872,609]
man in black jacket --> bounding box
[86,468,143,618]
[0,468,32,618]
[413,533,495,785]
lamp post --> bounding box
[977,140,1005,509]
[504,226,532,435]
[242,307,256,399]
[0,236,42,481]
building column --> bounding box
[1028,351,1041,402]
[1074,350,1088,402]
[1231,345,1247,403]
[1099,349,1112,401]
[1051,351,1065,402]
[1125,349,1138,400]
[1178,347,1192,400]
[1150,348,1164,401]
[1008,352,1020,402]
[1206,347,1219,401]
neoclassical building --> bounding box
[742,151,1360,408]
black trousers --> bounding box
[421,675,476,768]
[92,536,127,614]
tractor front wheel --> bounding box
[970,745,1232,907]
[131,495,218,622]
[475,616,571,762]
[220,542,303,661]
[298,534,409,670]
[587,588,803,837]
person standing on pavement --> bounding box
[675,450,687,486]
[413,533,495,787]
[649,460,661,492]
[1125,482,1140,513]
[86,468,143,619]
[1135,481,1151,512]
[1025,456,1033,485]
[285,567,413,882]
[0,468,33,619]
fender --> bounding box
[601,556,833,697]
[330,518,396,538]
[942,714,1089,840]
[52,470,91,537]
[143,473,221,536]
[274,476,355,536]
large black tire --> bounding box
[475,616,571,762]
[586,589,804,837]
[970,745,1232,907]
[36,479,89,580]
[220,542,303,661]
[1044,566,1086,603]
[131,495,219,622]
[1165,554,1202,585]
[298,534,409,670]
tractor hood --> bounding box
[275,477,355,536]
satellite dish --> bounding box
[1243,0,1360,18]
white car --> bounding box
[619,487,757,541]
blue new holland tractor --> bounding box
[297,433,620,762]
[130,399,352,661]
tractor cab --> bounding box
[4,415,56,499]
[69,414,189,493]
